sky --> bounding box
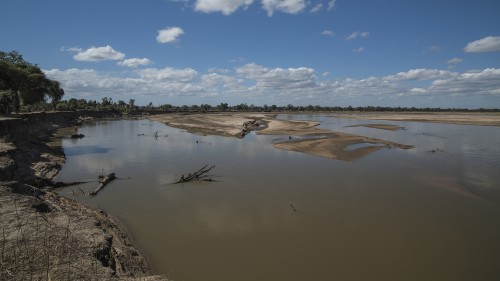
[1,0,500,108]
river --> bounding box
[54,115,500,281]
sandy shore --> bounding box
[345,124,405,131]
[150,113,268,138]
[331,112,500,126]
[150,113,414,161]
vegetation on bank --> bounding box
[1,50,498,115]
[9,96,500,115]
[0,51,64,114]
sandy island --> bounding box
[346,124,405,131]
[150,113,414,161]
[151,112,500,161]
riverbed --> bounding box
[55,114,500,281]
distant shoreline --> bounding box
[149,112,500,161]
[329,111,500,127]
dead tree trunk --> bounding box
[90,173,116,196]
[176,165,215,183]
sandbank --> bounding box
[150,113,414,161]
[332,112,500,126]
[150,113,268,138]
[346,124,405,131]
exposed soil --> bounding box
[0,111,170,281]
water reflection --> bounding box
[63,145,112,156]
[55,117,500,281]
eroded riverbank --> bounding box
[0,111,170,280]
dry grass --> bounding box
[0,182,169,280]
[1,197,112,281]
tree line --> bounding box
[63,100,498,113]
[1,50,498,115]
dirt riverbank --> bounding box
[0,111,170,281]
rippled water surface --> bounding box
[55,115,500,281]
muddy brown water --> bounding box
[55,115,500,281]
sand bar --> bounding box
[150,113,267,138]
[346,124,405,131]
[332,112,500,126]
[150,113,414,161]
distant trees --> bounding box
[0,50,65,114]
[1,51,497,115]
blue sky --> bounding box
[1,0,500,108]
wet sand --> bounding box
[346,124,405,131]
[150,113,268,138]
[150,113,414,161]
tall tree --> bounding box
[0,50,65,112]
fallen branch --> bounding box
[51,181,90,188]
[176,165,215,183]
[90,173,116,196]
[70,133,85,139]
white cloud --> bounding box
[156,27,184,44]
[60,46,83,53]
[44,65,500,108]
[261,0,306,16]
[310,3,322,13]
[139,67,197,82]
[327,0,336,11]
[73,45,125,62]
[429,68,500,95]
[236,63,317,89]
[118,58,152,68]
[353,47,364,53]
[346,31,369,40]
[321,30,335,36]
[427,45,442,52]
[384,69,457,81]
[193,0,312,16]
[195,0,254,15]
[447,58,463,65]
[208,67,231,74]
[464,36,500,53]
[410,88,427,94]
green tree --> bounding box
[66,98,78,111]
[0,90,15,114]
[101,97,112,107]
[128,99,135,108]
[0,50,65,112]
[46,80,64,109]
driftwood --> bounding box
[90,173,116,196]
[70,133,85,139]
[51,181,89,188]
[176,165,215,183]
